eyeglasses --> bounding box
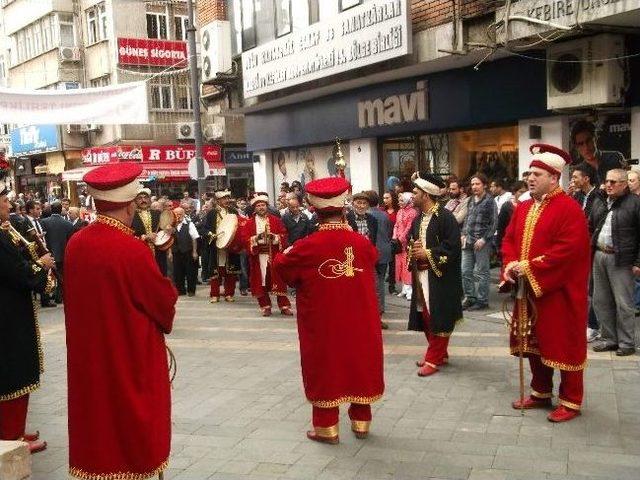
[604,179,626,185]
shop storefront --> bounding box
[245,56,551,195]
[224,149,256,199]
[10,125,72,200]
[72,144,225,200]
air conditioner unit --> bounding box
[80,124,102,133]
[200,21,232,83]
[547,34,625,110]
[66,124,83,134]
[176,122,196,141]
[203,122,224,142]
[59,46,81,62]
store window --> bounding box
[380,125,518,191]
[274,0,292,37]
[147,12,168,39]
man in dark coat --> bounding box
[41,201,74,303]
[131,188,168,276]
[407,172,463,377]
[346,192,377,246]
[0,183,54,453]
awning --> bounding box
[61,166,97,182]
[141,161,225,181]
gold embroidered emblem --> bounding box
[318,246,363,279]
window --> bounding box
[147,12,168,39]
[58,13,76,47]
[175,81,192,110]
[87,9,98,43]
[150,81,173,110]
[0,55,5,82]
[240,0,256,50]
[339,0,362,11]
[90,75,110,88]
[86,3,107,44]
[274,0,291,37]
[174,15,188,41]
[42,16,53,51]
[308,0,319,24]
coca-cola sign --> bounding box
[117,38,188,67]
[82,145,222,165]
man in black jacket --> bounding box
[281,193,313,245]
[40,201,74,304]
[346,192,377,246]
[0,183,54,453]
[589,169,640,356]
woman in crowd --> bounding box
[381,191,399,293]
[392,192,418,300]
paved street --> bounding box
[28,286,640,480]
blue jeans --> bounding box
[635,277,640,310]
[375,262,387,314]
[461,244,491,305]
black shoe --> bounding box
[461,299,476,310]
[187,292,195,297]
[41,302,56,308]
[592,342,618,352]
[466,303,489,311]
[615,347,636,356]
[381,321,389,330]
[388,284,396,294]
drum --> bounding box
[216,213,238,249]
[154,210,176,251]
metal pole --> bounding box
[186,0,206,199]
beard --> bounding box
[449,191,461,199]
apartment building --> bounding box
[1,0,226,200]
[219,0,640,197]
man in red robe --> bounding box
[64,163,178,479]
[243,192,292,316]
[273,177,384,444]
[501,144,590,423]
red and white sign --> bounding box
[81,145,224,180]
[117,38,188,67]
[82,145,221,165]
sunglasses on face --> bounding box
[604,179,626,185]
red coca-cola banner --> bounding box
[82,145,222,165]
[117,38,188,67]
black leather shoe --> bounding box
[592,343,618,352]
[466,303,489,311]
[461,299,476,310]
[615,347,636,356]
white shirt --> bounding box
[176,218,200,240]
[494,191,513,213]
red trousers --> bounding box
[257,294,291,310]
[0,394,29,440]
[529,355,584,410]
[209,267,237,298]
[312,404,371,436]
[421,306,450,367]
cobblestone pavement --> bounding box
[28,284,640,480]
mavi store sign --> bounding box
[10,125,60,156]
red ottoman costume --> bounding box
[64,163,178,479]
[243,192,292,315]
[501,144,590,422]
[272,177,384,443]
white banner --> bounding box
[0,82,149,124]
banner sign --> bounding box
[224,150,254,164]
[117,38,188,67]
[241,0,410,98]
[81,145,222,166]
[0,82,149,124]
[10,124,60,156]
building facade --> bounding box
[0,0,229,202]
[224,0,640,198]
